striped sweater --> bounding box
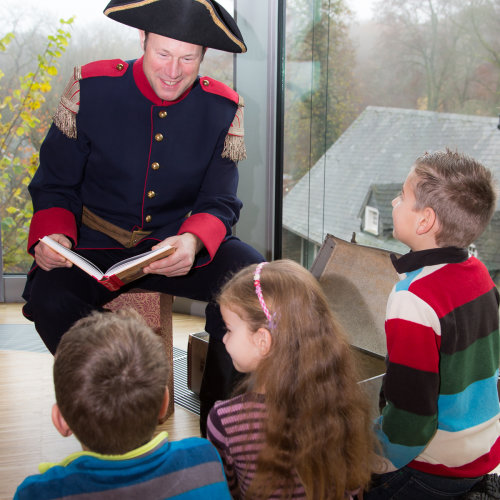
[14,432,232,499]
[376,247,500,477]
[207,393,306,499]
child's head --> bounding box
[218,260,377,498]
[393,149,497,250]
[218,259,345,384]
[53,309,169,455]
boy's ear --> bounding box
[51,403,73,438]
[254,327,272,357]
[158,387,170,424]
[416,207,438,235]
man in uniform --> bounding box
[21,0,264,435]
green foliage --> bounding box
[0,19,73,273]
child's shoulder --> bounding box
[212,392,266,413]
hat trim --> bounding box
[104,0,246,53]
[104,0,157,16]
[195,0,246,53]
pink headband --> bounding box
[253,262,272,323]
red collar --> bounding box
[133,57,193,106]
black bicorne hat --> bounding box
[103,0,246,53]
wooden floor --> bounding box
[0,303,205,500]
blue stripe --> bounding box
[395,268,423,292]
[438,372,500,432]
[375,420,426,468]
[15,438,225,499]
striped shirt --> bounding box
[14,432,232,499]
[207,393,306,499]
[377,247,500,477]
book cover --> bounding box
[40,236,176,291]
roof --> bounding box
[283,106,500,260]
[358,183,402,236]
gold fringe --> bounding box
[222,97,246,162]
[52,67,81,139]
[222,134,246,162]
[53,104,77,139]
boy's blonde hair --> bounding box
[53,309,169,455]
[218,259,377,500]
[413,149,497,247]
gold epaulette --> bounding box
[52,67,81,139]
[222,95,246,162]
[199,76,246,163]
[52,60,128,139]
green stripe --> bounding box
[440,330,499,395]
[382,403,437,446]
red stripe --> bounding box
[410,260,495,318]
[386,318,440,373]
[409,436,500,477]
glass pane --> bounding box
[0,0,234,274]
[282,0,500,283]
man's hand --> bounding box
[34,233,73,271]
[144,233,203,277]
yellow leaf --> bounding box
[16,126,24,136]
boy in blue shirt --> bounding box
[14,310,232,499]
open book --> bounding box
[40,236,175,291]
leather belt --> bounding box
[81,206,152,248]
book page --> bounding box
[106,245,175,276]
[40,236,104,280]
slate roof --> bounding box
[475,211,500,277]
[283,106,500,263]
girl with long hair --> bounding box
[207,259,378,499]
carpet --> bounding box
[0,323,200,415]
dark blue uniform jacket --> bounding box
[27,57,243,266]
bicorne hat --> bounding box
[103,0,246,53]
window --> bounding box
[281,0,500,282]
[363,207,379,236]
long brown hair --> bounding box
[218,259,378,499]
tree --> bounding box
[0,18,73,273]
[284,0,360,186]
[361,0,500,115]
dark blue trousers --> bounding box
[22,236,264,435]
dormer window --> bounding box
[364,206,379,235]
[468,243,478,258]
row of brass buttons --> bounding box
[146,109,167,224]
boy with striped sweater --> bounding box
[366,149,500,499]
[14,310,231,500]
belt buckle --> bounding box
[129,229,147,247]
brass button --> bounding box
[116,63,124,71]
[151,162,160,170]
[145,215,152,223]
[202,79,210,86]
[154,133,164,142]
[147,190,156,199]
[158,110,167,118]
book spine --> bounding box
[99,275,125,292]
